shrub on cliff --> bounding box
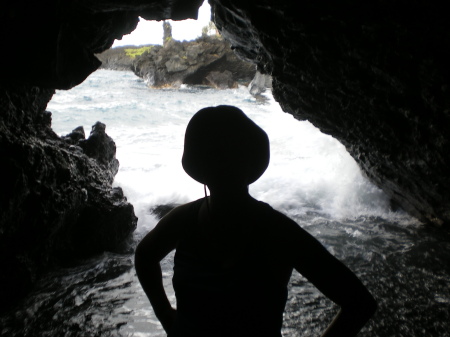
[125,46,152,59]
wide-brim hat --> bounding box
[182,105,270,185]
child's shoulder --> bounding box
[256,200,296,220]
[164,198,204,218]
[254,201,302,234]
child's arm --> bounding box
[282,215,376,336]
[134,204,189,332]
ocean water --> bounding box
[1,69,449,336]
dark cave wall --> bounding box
[0,83,137,311]
[1,0,204,89]
[0,0,204,311]
[1,0,450,311]
[212,0,450,225]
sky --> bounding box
[112,1,212,47]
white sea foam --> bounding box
[48,69,400,233]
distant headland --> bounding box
[96,22,271,94]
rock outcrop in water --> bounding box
[97,36,256,89]
[248,71,273,97]
[131,36,256,88]
[1,0,450,310]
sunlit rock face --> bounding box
[212,0,450,226]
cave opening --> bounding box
[47,1,395,227]
[43,59,402,337]
[48,45,396,235]
[2,1,450,335]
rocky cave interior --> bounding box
[1,0,449,311]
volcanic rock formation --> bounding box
[97,36,257,88]
[1,0,450,310]
[0,84,137,311]
[131,36,256,88]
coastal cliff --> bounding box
[132,36,255,88]
[97,35,257,89]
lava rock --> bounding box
[62,126,86,145]
[212,0,450,226]
[132,36,255,88]
[204,70,237,89]
[0,84,137,312]
[79,121,119,182]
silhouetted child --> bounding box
[135,105,376,337]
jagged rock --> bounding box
[163,21,173,47]
[0,84,137,311]
[62,126,85,145]
[132,36,256,88]
[79,122,119,182]
[249,71,272,96]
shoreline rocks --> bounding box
[97,38,273,94]
[98,36,258,89]
[0,84,137,312]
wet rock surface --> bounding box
[212,0,450,226]
[0,84,137,311]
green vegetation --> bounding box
[124,46,152,59]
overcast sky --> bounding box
[112,1,212,47]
